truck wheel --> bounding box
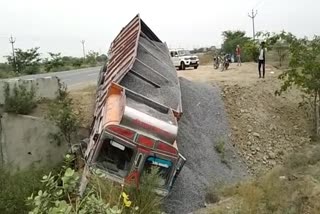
[194,65,198,69]
[180,62,186,70]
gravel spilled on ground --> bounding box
[164,78,247,214]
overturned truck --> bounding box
[80,15,186,196]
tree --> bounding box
[96,54,108,63]
[6,47,41,74]
[44,52,65,72]
[276,35,320,136]
[221,31,251,55]
[47,81,81,148]
[85,50,99,65]
[273,40,289,67]
[258,31,295,67]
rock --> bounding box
[247,141,252,146]
[279,176,286,180]
[248,129,252,133]
[256,147,261,151]
[250,145,256,151]
[269,160,276,166]
[269,124,277,131]
[253,132,260,138]
[268,151,276,159]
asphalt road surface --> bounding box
[12,66,100,89]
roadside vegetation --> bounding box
[0,166,55,214]
[46,81,82,148]
[204,143,320,214]
[27,154,162,214]
[196,31,320,214]
[0,47,107,78]
[3,82,37,114]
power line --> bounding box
[248,9,258,40]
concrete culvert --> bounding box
[163,78,247,214]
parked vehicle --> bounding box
[221,54,230,71]
[79,15,186,197]
[169,49,199,70]
[213,56,221,69]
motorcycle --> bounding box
[221,55,230,71]
[213,56,220,69]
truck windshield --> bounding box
[143,156,172,186]
[96,139,134,177]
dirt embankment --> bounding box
[178,63,311,175]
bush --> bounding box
[47,81,81,148]
[23,65,41,75]
[27,155,162,213]
[0,167,50,214]
[0,70,17,79]
[0,63,13,73]
[4,82,37,114]
[216,144,320,214]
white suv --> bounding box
[169,49,199,70]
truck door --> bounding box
[170,51,180,67]
[125,147,149,186]
[170,153,186,188]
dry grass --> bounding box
[198,53,213,65]
[70,84,96,128]
[202,144,320,214]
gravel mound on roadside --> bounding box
[164,78,247,214]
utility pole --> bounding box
[81,40,86,59]
[248,9,258,40]
[9,35,16,72]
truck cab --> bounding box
[82,83,185,196]
[169,49,199,70]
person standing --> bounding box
[236,45,241,66]
[258,42,266,78]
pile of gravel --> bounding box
[164,78,247,214]
[120,36,181,112]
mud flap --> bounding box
[170,153,186,188]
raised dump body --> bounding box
[81,14,185,196]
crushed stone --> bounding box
[163,78,247,214]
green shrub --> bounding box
[23,65,41,74]
[27,155,161,213]
[4,82,37,114]
[91,166,163,214]
[46,82,81,148]
[0,167,50,214]
[0,70,17,79]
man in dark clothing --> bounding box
[258,42,266,78]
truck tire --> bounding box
[180,62,186,70]
[194,65,198,69]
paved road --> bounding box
[12,66,100,89]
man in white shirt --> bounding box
[258,42,266,78]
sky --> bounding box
[0,0,319,62]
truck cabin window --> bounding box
[96,139,133,177]
[143,156,172,186]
